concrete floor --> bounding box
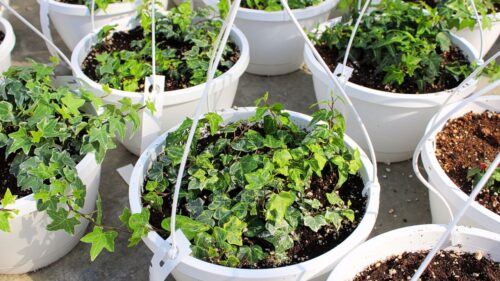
[0,1,498,280]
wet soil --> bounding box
[0,147,32,202]
[82,26,240,92]
[317,44,470,94]
[435,111,499,215]
[354,250,500,280]
[145,123,367,268]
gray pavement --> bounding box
[0,1,498,280]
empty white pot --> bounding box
[38,0,140,50]
[0,153,101,274]
[304,17,480,163]
[327,224,500,281]
[71,16,250,156]
[421,95,500,233]
[129,107,380,281]
[0,16,15,74]
[205,0,339,75]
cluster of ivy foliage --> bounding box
[0,62,140,260]
[240,0,324,11]
[123,94,363,267]
[58,0,133,11]
[87,1,238,92]
[468,162,500,193]
[311,0,474,93]
[419,0,499,31]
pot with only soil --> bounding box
[71,3,250,156]
[421,95,500,233]
[327,224,500,281]
[204,0,338,75]
[304,1,480,163]
[0,63,132,274]
[128,104,380,281]
[0,16,15,73]
[37,0,140,50]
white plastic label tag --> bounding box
[149,229,192,281]
[333,63,354,84]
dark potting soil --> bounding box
[435,111,499,215]
[145,123,367,269]
[316,45,470,94]
[353,250,500,281]
[81,26,240,92]
[0,31,4,45]
[0,147,32,202]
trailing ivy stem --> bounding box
[65,202,131,235]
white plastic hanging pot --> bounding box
[304,17,480,163]
[327,224,500,281]
[204,0,339,75]
[0,153,101,274]
[0,16,15,74]
[71,16,250,156]
[421,95,500,233]
[454,13,500,58]
[37,0,140,51]
[129,107,380,281]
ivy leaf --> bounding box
[205,112,223,136]
[223,216,247,246]
[265,191,296,222]
[436,32,451,52]
[1,188,16,207]
[8,127,32,155]
[325,209,343,230]
[80,226,118,261]
[341,209,355,222]
[162,215,210,240]
[237,245,267,264]
[272,149,292,167]
[0,211,14,232]
[61,93,85,116]
[46,208,80,235]
[0,101,14,121]
[303,214,327,232]
[245,169,272,190]
[326,191,343,206]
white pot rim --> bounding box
[40,0,139,16]
[304,17,480,107]
[129,107,380,279]
[235,0,338,22]
[422,95,500,223]
[0,16,15,63]
[328,224,500,280]
[0,153,96,215]
[71,16,249,103]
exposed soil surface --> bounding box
[0,147,32,202]
[145,123,367,269]
[435,111,499,215]
[317,44,469,94]
[0,31,4,45]
[82,26,240,92]
[354,250,500,280]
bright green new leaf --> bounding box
[80,226,118,261]
[265,191,296,222]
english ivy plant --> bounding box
[239,0,324,11]
[85,1,238,92]
[312,0,474,93]
[0,62,141,259]
[122,94,364,267]
[416,0,499,31]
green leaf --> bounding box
[325,209,343,230]
[8,127,32,155]
[161,215,210,240]
[245,169,272,190]
[61,93,85,116]
[272,149,292,167]
[80,226,118,261]
[265,191,296,222]
[326,191,343,206]
[205,112,223,136]
[46,208,80,234]
[0,101,14,121]
[223,216,247,246]
[1,189,16,207]
[303,214,327,232]
[436,32,451,52]
[237,245,267,264]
